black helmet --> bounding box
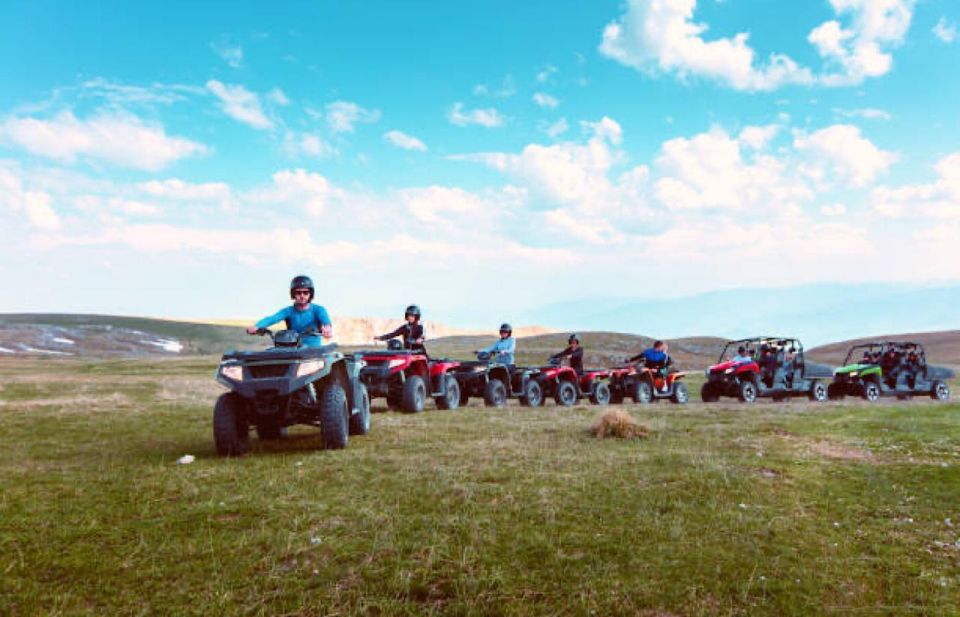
[568,333,580,344]
[405,304,421,320]
[289,275,314,300]
[499,323,512,334]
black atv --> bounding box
[452,351,544,408]
[213,328,370,456]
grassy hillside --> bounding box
[808,330,960,367]
[1,357,958,614]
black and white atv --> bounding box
[213,328,370,456]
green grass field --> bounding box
[1,357,958,616]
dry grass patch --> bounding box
[588,409,650,439]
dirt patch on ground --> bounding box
[807,439,875,461]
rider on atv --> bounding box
[476,323,516,367]
[628,340,673,393]
[551,334,584,375]
[246,275,332,347]
[376,304,426,354]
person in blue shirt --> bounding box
[246,275,332,348]
[628,340,673,392]
[732,346,753,364]
[477,323,516,366]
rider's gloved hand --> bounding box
[246,326,258,335]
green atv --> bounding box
[828,342,954,402]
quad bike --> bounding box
[213,328,370,457]
[609,364,689,404]
[701,337,833,404]
[355,339,461,413]
[829,341,954,402]
[537,357,611,406]
[452,351,543,408]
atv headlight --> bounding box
[848,371,858,378]
[387,359,406,370]
[296,359,326,378]
[725,368,734,374]
[220,364,243,382]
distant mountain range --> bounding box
[522,283,960,347]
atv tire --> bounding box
[519,379,544,407]
[554,380,578,407]
[401,375,427,413]
[634,380,653,404]
[435,375,460,410]
[737,379,758,403]
[458,385,470,408]
[931,380,950,401]
[213,393,249,457]
[671,382,689,404]
[700,383,719,403]
[319,382,349,450]
[827,383,845,401]
[349,383,371,436]
[589,382,611,405]
[484,378,507,407]
[862,381,881,402]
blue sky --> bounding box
[1,0,959,330]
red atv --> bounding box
[357,341,460,412]
[537,357,611,406]
[609,364,689,404]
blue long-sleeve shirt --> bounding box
[482,336,516,365]
[255,304,332,348]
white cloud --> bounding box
[210,40,243,68]
[794,124,896,188]
[599,0,813,91]
[808,0,915,86]
[325,101,381,133]
[398,186,486,223]
[654,126,810,211]
[0,167,60,229]
[544,209,625,244]
[448,102,505,128]
[872,153,960,219]
[383,130,427,152]
[251,168,340,217]
[581,117,622,145]
[536,65,558,83]
[206,80,273,130]
[933,17,956,43]
[137,178,232,202]
[820,203,847,216]
[738,125,779,150]
[533,92,559,109]
[541,118,569,138]
[0,111,208,171]
[472,76,516,98]
[834,107,892,121]
[267,88,290,106]
[600,0,915,90]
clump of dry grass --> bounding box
[588,409,650,439]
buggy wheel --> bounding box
[589,382,611,406]
[349,383,371,436]
[633,380,653,404]
[401,375,427,413]
[213,393,249,457]
[827,383,845,401]
[700,383,720,403]
[484,378,507,407]
[554,380,578,407]
[808,379,827,403]
[737,379,758,403]
[319,381,349,449]
[519,379,544,407]
[435,375,460,410]
[862,381,880,402]
[256,414,283,440]
[671,382,689,404]
[931,380,950,401]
